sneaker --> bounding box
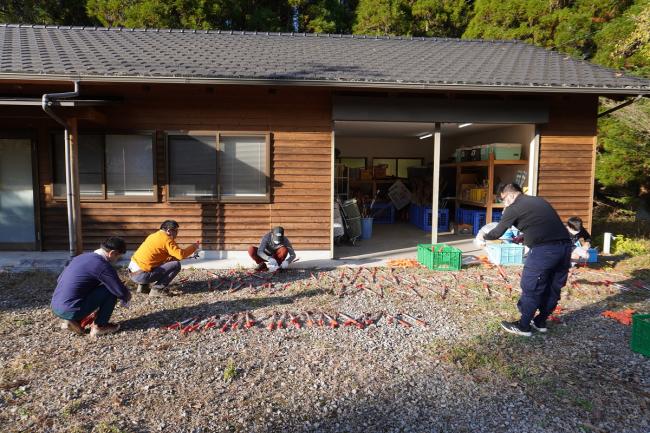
[136,284,150,294]
[500,321,532,337]
[89,323,120,337]
[149,286,171,297]
[530,321,548,333]
[60,320,84,335]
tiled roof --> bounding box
[1,24,649,94]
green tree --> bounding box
[352,0,412,35]
[291,0,358,33]
[411,0,472,37]
[86,0,294,31]
[597,99,650,200]
[0,0,94,25]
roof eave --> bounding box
[0,72,648,96]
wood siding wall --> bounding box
[0,83,332,252]
[538,95,598,230]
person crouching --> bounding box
[51,237,131,337]
[248,226,296,272]
[128,220,200,297]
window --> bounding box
[106,135,154,197]
[53,132,155,200]
[372,157,424,178]
[373,158,397,177]
[168,134,217,198]
[53,134,104,197]
[166,132,270,202]
[397,158,424,178]
[338,157,366,169]
[219,134,269,200]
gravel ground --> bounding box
[0,263,649,433]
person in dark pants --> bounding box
[483,183,572,337]
[128,220,200,296]
[248,226,297,272]
[51,237,131,337]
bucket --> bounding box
[361,217,373,239]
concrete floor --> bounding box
[334,222,480,260]
[0,224,483,271]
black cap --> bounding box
[271,226,284,245]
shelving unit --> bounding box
[442,153,527,224]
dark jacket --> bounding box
[569,227,592,245]
[256,232,296,262]
[51,252,129,314]
[485,194,570,248]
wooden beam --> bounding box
[431,123,441,244]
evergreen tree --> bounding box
[0,0,93,26]
[411,0,473,37]
[352,0,412,35]
[291,0,358,34]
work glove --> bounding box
[281,260,289,269]
[268,258,278,268]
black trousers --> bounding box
[518,242,572,331]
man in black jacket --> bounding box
[483,183,572,336]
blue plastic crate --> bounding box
[371,203,395,224]
[472,211,487,236]
[409,203,420,226]
[587,248,598,263]
[414,206,450,232]
[487,243,525,265]
[492,210,502,222]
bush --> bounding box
[613,235,650,256]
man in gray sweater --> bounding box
[248,226,297,272]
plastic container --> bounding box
[480,144,491,160]
[491,143,522,160]
[487,243,525,265]
[631,314,650,357]
[492,210,503,222]
[417,244,462,271]
[469,188,487,203]
[361,217,373,239]
[370,203,395,224]
[416,207,450,232]
[587,248,598,263]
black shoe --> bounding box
[136,284,150,294]
[500,321,532,337]
[255,263,268,272]
[530,320,548,333]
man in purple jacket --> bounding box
[51,237,132,337]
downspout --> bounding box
[41,81,80,258]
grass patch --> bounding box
[223,358,238,382]
[62,399,83,418]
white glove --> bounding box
[281,260,289,269]
[268,258,278,268]
[267,265,278,272]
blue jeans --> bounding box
[129,260,181,288]
[518,242,572,331]
[52,285,117,326]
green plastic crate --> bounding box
[417,243,462,271]
[631,313,650,357]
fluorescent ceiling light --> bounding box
[458,123,472,128]
[418,133,433,139]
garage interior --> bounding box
[333,120,536,260]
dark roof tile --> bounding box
[0,24,648,93]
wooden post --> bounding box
[431,123,441,244]
[486,152,494,224]
[68,117,83,255]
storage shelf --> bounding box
[442,159,527,168]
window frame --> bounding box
[50,129,158,203]
[164,130,271,204]
[372,157,425,178]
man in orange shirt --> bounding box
[128,220,200,296]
